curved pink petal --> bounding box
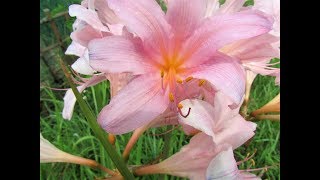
[166,0,206,39]
[98,74,169,134]
[189,52,245,104]
[88,36,154,74]
[63,75,106,120]
[214,114,256,149]
[71,50,95,75]
[206,146,240,179]
[205,0,220,17]
[139,133,229,179]
[94,0,120,25]
[65,41,86,57]
[220,34,280,63]
[69,4,109,32]
[105,73,133,98]
[180,9,273,68]
[178,99,217,138]
[107,0,172,54]
[70,25,105,47]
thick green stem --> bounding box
[159,125,173,180]
[59,58,135,179]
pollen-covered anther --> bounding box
[198,79,206,86]
[169,93,175,102]
[178,103,183,109]
[176,79,183,84]
[160,70,164,78]
[178,107,191,118]
[185,76,193,82]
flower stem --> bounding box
[159,125,173,180]
[59,58,135,179]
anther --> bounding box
[176,79,183,84]
[161,70,164,78]
[178,103,183,109]
[198,79,206,86]
[178,107,191,118]
[169,93,175,102]
[185,76,193,82]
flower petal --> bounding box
[206,146,240,180]
[180,9,273,68]
[107,0,172,53]
[189,52,245,104]
[69,4,109,32]
[178,99,217,137]
[71,50,95,75]
[70,25,105,47]
[214,114,257,149]
[88,36,153,74]
[205,0,220,17]
[65,41,86,57]
[98,74,169,134]
[94,0,120,24]
[220,34,280,63]
[62,75,106,120]
[166,0,207,39]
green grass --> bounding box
[40,72,280,179]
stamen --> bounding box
[198,79,206,86]
[176,79,183,84]
[160,70,164,78]
[237,149,257,165]
[169,93,175,102]
[185,76,193,82]
[178,103,183,109]
[178,107,191,118]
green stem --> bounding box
[59,58,135,179]
[160,125,173,180]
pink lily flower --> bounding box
[88,0,273,134]
[63,0,134,120]
[178,91,256,149]
[253,0,280,38]
[134,133,259,179]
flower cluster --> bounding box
[41,0,280,179]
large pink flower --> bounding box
[63,0,133,120]
[88,0,273,134]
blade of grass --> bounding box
[59,57,135,179]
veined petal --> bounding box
[94,0,120,25]
[105,73,133,98]
[220,34,280,63]
[178,99,216,138]
[70,25,105,47]
[98,74,169,134]
[69,4,109,32]
[180,10,273,68]
[205,0,220,17]
[166,0,207,39]
[214,115,256,149]
[206,146,240,180]
[62,75,106,120]
[88,36,153,74]
[107,0,172,54]
[189,52,245,104]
